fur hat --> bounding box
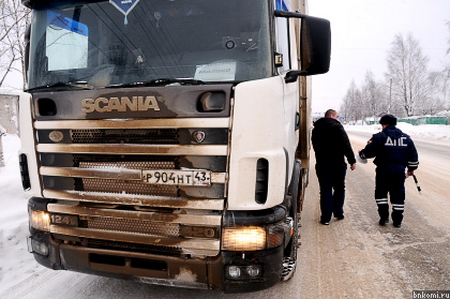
[379,114,397,125]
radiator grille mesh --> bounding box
[78,160,174,170]
[75,178,179,196]
[80,217,180,237]
[71,129,178,144]
[73,155,179,196]
[73,154,178,169]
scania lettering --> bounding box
[19,0,331,293]
[81,96,161,113]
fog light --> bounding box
[30,238,49,256]
[30,210,50,232]
[226,265,241,279]
[225,265,262,280]
[222,226,266,251]
[246,265,262,277]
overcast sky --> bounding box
[308,0,450,113]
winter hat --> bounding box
[379,114,397,125]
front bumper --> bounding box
[28,230,284,293]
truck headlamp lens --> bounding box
[30,210,50,232]
[222,226,266,251]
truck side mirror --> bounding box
[283,15,331,83]
[300,16,331,76]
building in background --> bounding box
[0,94,19,134]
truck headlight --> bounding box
[222,224,286,251]
[30,210,50,232]
[222,226,266,251]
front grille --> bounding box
[73,155,180,196]
[37,117,228,257]
[75,178,179,197]
[74,154,178,169]
[78,160,175,170]
[79,217,180,237]
[72,129,179,144]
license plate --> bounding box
[143,169,211,186]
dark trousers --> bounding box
[315,161,347,222]
[375,169,406,225]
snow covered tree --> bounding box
[421,71,446,115]
[442,20,450,109]
[362,71,387,120]
[386,33,430,117]
[0,0,30,90]
[340,80,363,123]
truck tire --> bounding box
[281,161,300,281]
[281,207,298,281]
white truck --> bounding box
[19,0,330,292]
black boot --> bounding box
[379,218,388,226]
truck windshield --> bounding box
[27,0,272,89]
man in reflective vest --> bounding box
[358,114,419,228]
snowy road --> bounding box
[1,131,449,298]
[294,131,450,298]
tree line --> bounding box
[341,28,450,123]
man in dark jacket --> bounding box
[312,109,356,225]
[359,114,419,228]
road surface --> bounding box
[2,132,449,298]
[296,132,450,298]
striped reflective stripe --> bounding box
[392,204,405,211]
[408,161,419,167]
[376,198,388,205]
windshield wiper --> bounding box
[106,78,205,88]
[26,81,94,92]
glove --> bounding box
[356,151,367,164]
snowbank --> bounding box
[0,134,36,294]
[345,123,450,141]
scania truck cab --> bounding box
[20,0,330,292]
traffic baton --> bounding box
[412,174,422,195]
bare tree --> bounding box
[447,20,450,56]
[340,80,363,123]
[420,71,446,115]
[0,0,30,90]
[362,71,387,120]
[386,33,430,117]
[442,20,450,109]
